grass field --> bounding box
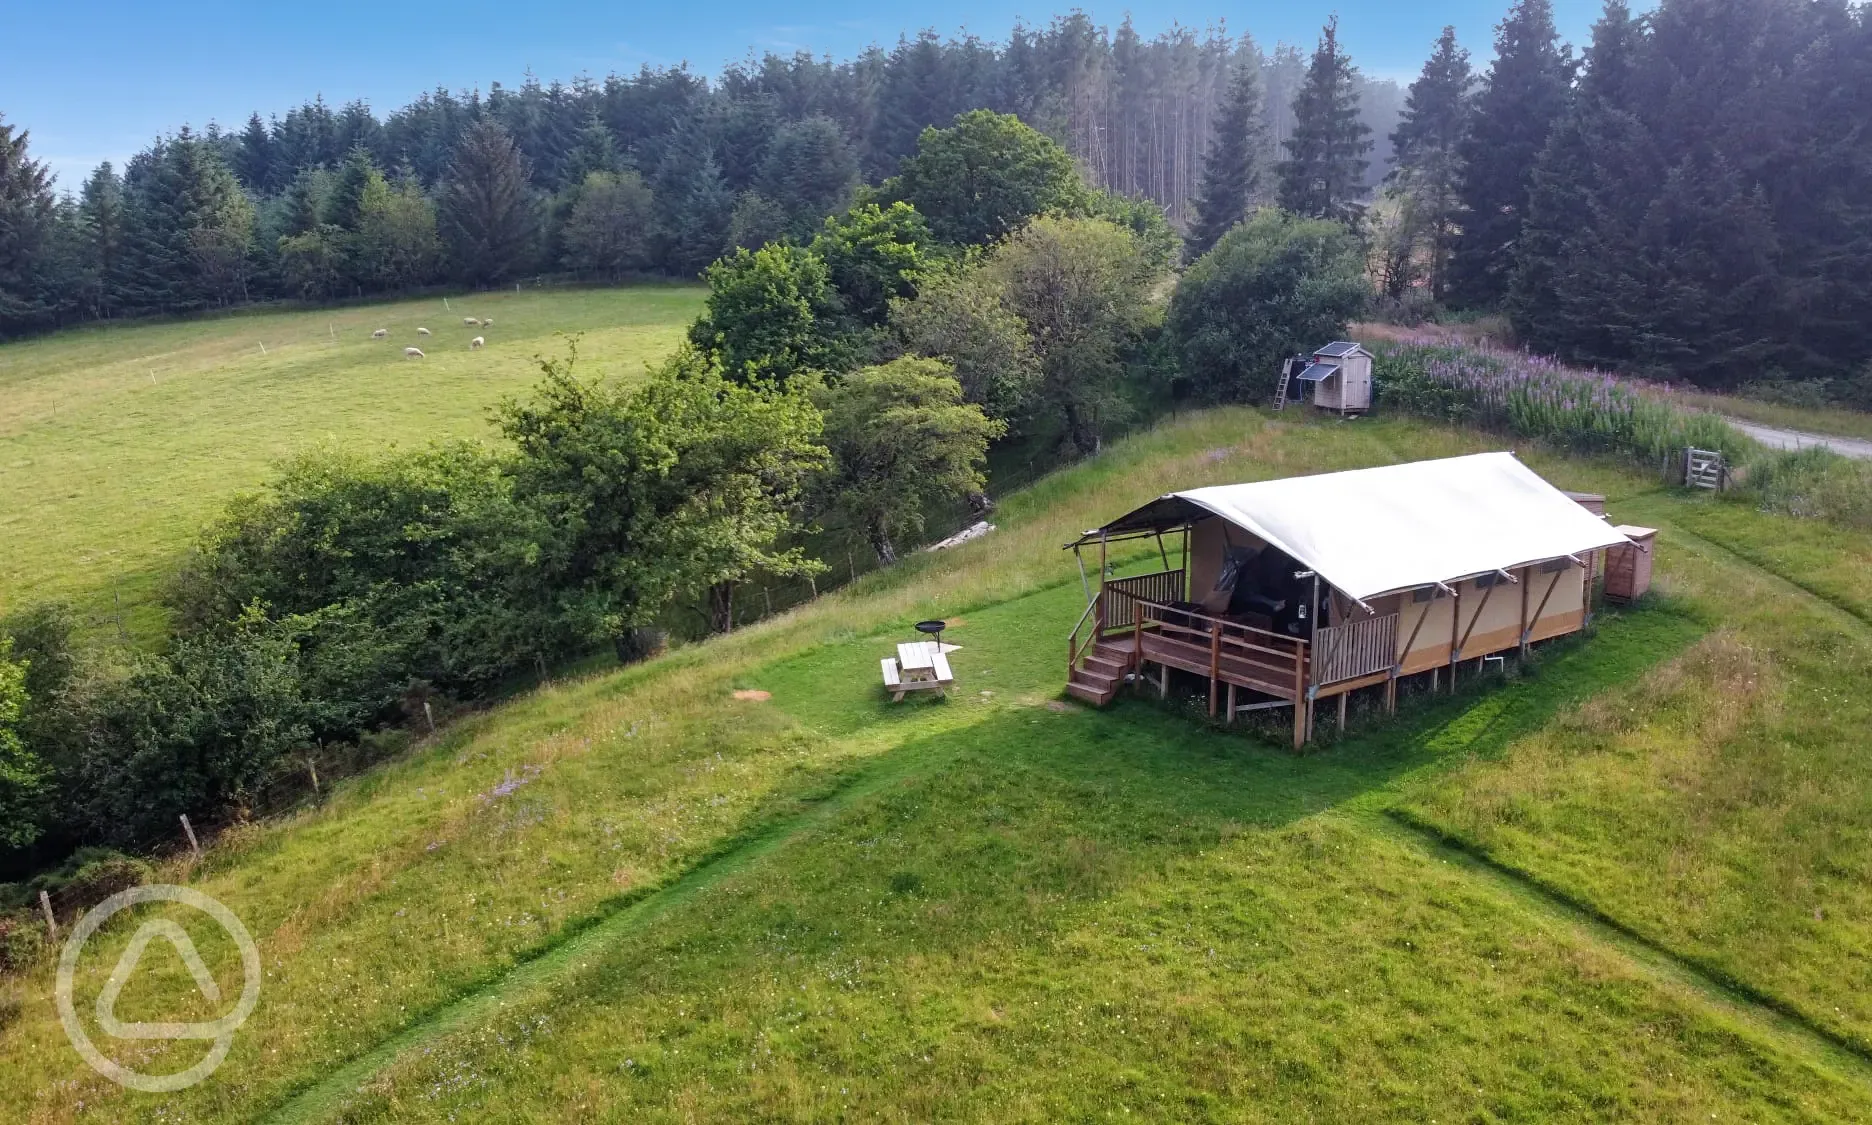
[7,408,1872,1121]
[0,285,703,640]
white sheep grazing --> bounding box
[404,347,425,358]
[371,328,388,338]
[479,318,492,328]
[416,327,431,337]
[462,317,481,327]
[469,336,485,351]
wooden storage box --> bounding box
[1604,525,1657,602]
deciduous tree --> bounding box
[1166,208,1368,402]
[813,358,1004,565]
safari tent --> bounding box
[1064,452,1633,746]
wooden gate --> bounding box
[1685,447,1726,490]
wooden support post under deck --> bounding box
[1519,566,1531,657]
[1160,661,1169,698]
[1385,672,1397,714]
[1207,623,1221,718]
[1447,586,1460,692]
[1227,683,1237,725]
[1337,691,1348,731]
[1291,653,1306,749]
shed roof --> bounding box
[1069,452,1630,602]
[1295,362,1340,383]
[1314,340,1371,358]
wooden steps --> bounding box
[1065,640,1131,706]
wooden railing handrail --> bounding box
[1132,598,1305,653]
[1067,591,1101,671]
[1146,616,1301,664]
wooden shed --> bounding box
[1064,453,1634,746]
[1296,341,1373,416]
[1603,525,1657,602]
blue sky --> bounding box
[5,1,1620,191]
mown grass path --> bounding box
[1379,810,1872,1094]
[262,733,964,1124]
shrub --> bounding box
[0,913,44,974]
[64,849,153,904]
[1166,208,1369,403]
[73,611,313,846]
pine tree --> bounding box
[1450,0,1573,306]
[440,119,540,285]
[78,162,126,318]
[561,112,623,184]
[116,129,255,312]
[235,112,275,192]
[0,114,64,336]
[755,116,860,237]
[651,130,734,275]
[1386,26,1474,300]
[1509,0,1648,358]
[1276,18,1373,224]
[324,146,382,233]
[1187,46,1267,257]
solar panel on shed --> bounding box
[1296,362,1339,382]
[1315,341,1364,358]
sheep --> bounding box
[404,347,426,358]
[416,327,431,337]
[479,318,492,328]
[371,328,388,338]
[462,317,481,327]
[469,336,485,350]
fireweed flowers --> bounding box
[1374,332,1750,464]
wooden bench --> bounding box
[882,654,952,702]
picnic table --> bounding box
[881,640,955,701]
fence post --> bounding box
[40,890,57,941]
[424,699,437,733]
[180,814,201,857]
[763,587,773,617]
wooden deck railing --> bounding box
[1100,569,1185,632]
[1312,612,1400,685]
[1132,600,1308,695]
[1068,590,1103,674]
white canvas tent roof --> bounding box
[1071,452,1631,603]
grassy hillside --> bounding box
[6,409,1872,1121]
[0,286,703,640]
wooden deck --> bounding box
[1067,571,1405,747]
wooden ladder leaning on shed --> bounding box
[1271,358,1294,412]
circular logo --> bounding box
[55,884,261,1093]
